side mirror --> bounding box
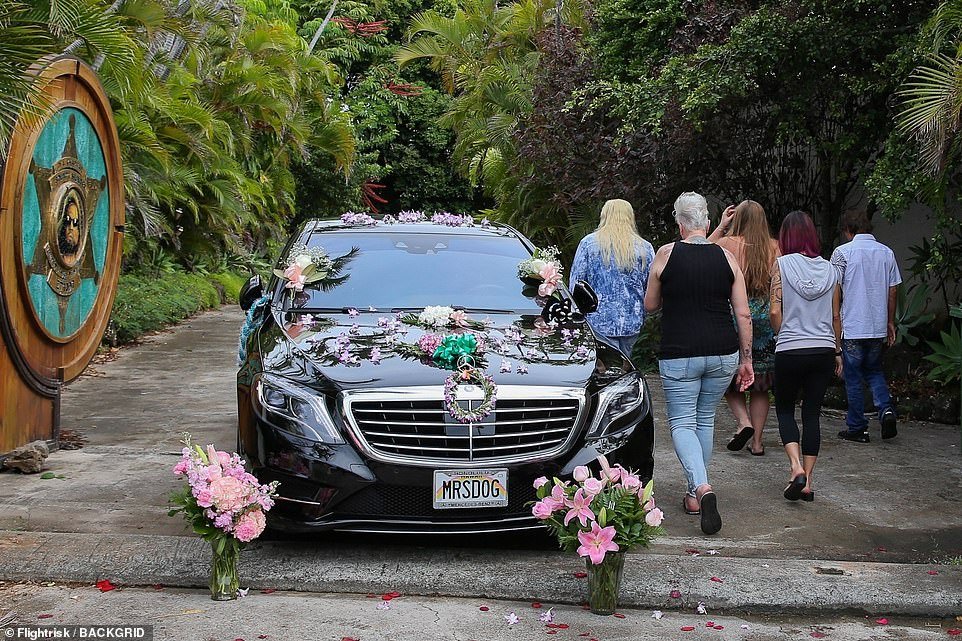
[239,275,264,311]
[572,280,598,315]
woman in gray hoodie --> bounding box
[770,211,842,502]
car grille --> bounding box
[342,387,586,466]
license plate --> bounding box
[432,469,508,509]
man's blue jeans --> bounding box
[842,338,895,432]
[658,353,739,495]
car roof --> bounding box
[301,218,525,242]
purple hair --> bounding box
[779,211,821,258]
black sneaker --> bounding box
[881,409,898,439]
[838,429,870,443]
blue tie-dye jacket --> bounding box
[569,233,656,337]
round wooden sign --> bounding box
[0,56,124,385]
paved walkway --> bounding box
[1,306,961,617]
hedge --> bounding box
[106,271,247,345]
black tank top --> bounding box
[659,241,739,359]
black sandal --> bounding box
[684,496,700,516]
[726,427,755,452]
[784,474,807,501]
[800,490,815,502]
[699,492,722,535]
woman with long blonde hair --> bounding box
[570,199,656,357]
[710,199,780,455]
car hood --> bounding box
[258,310,604,392]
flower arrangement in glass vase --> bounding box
[518,246,564,297]
[273,243,357,302]
[531,456,664,615]
[169,434,279,601]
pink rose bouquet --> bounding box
[529,455,663,565]
[169,433,280,588]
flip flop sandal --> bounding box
[684,497,700,515]
[747,444,765,456]
[699,492,722,535]
[800,490,815,503]
[726,426,755,451]
[783,474,807,501]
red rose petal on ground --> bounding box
[714,625,724,630]
[810,633,827,639]
[96,579,116,592]
[706,621,715,627]
[479,606,489,612]
[341,638,360,641]
[613,613,626,618]
[947,629,962,636]
[876,618,889,625]
[928,570,940,575]
[670,590,682,598]
[710,576,724,583]
[574,571,588,578]
[546,624,570,629]
[532,602,542,608]
[546,631,557,636]
[260,589,276,594]
[151,584,164,590]
[258,636,268,639]
[681,626,695,631]
[37,614,53,619]
[685,549,700,555]
[876,546,887,552]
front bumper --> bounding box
[240,381,655,534]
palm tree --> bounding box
[896,0,962,177]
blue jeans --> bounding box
[842,338,895,432]
[659,353,739,494]
[603,334,638,359]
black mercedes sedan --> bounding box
[236,215,654,534]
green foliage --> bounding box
[107,271,241,344]
[895,285,937,347]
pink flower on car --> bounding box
[283,263,306,291]
[564,489,595,527]
[538,264,562,297]
[533,476,549,490]
[573,466,590,483]
[577,522,620,564]
[449,310,469,327]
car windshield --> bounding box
[284,230,546,312]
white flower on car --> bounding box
[418,305,455,328]
[293,254,313,270]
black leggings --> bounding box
[774,349,835,456]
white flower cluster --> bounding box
[286,243,332,270]
[517,245,561,279]
[417,305,455,328]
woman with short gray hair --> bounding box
[644,192,754,535]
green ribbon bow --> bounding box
[433,333,478,368]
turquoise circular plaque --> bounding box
[21,107,109,340]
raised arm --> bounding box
[708,205,736,243]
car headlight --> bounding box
[252,373,344,444]
[586,372,645,438]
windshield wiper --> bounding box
[452,307,518,314]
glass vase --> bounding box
[586,551,626,615]
[209,539,240,601]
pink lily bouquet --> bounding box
[169,434,279,600]
[532,456,663,563]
